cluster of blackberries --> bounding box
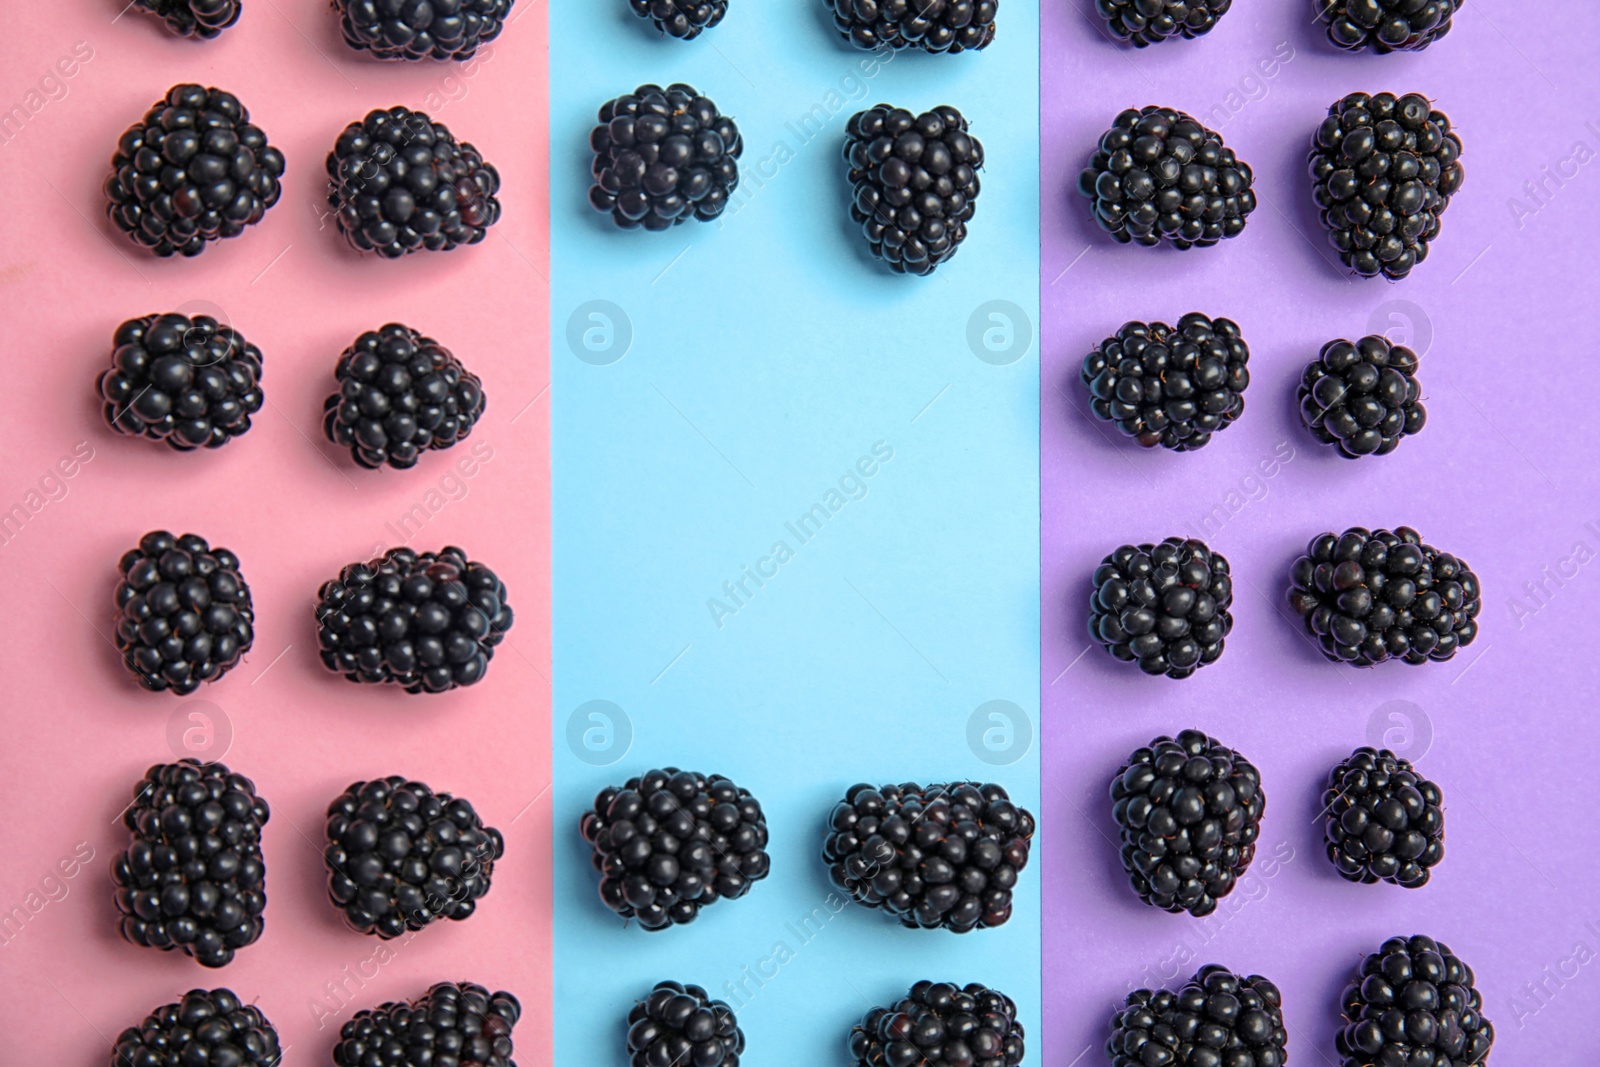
[334,983,522,1067]
[1089,538,1233,679]
[1081,314,1249,451]
[1324,747,1444,888]
[114,531,255,694]
[1299,334,1425,457]
[114,989,281,1067]
[132,0,241,38]
[1095,0,1232,45]
[850,982,1025,1067]
[588,84,743,230]
[99,313,264,451]
[630,0,727,39]
[826,0,998,53]
[332,0,512,60]
[1318,0,1461,53]
[1337,936,1493,1066]
[626,982,744,1067]
[1108,966,1287,1067]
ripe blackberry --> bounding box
[1324,747,1443,888]
[587,84,742,230]
[581,768,771,930]
[1299,335,1425,458]
[327,107,500,257]
[1310,92,1464,280]
[823,782,1035,932]
[844,104,983,275]
[335,983,520,1067]
[114,989,281,1067]
[630,0,726,38]
[112,759,270,968]
[1108,966,1287,1067]
[1079,106,1255,249]
[1288,526,1481,666]
[1111,730,1264,916]
[1318,0,1461,52]
[132,0,241,38]
[827,0,998,52]
[850,982,1024,1067]
[315,546,514,693]
[1337,935,1493,1066]
[106,84,284,257]
[99,313,264,451]
[1089,538,1233,679]
[1082,314,1249,451]
[1096,0,1232,45]
[321,324,484,470]
[333,0,511,60]
[114,531,254,694]
[626,981,744,1067]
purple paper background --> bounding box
[1041,2,1600,1063]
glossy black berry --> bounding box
[850,982,1024,1067]
[106,85,284,257]
[322,324,484,470]
[1310,92,1464,280]
[114,531,254,694]
[1318,0,1461,52]
[99,313,263,451]
[827,0,998,52]
[823,782,1034,932]
[315,546,514,693]
[1079,106,1255,249]
[112,760,269,968]
[1324,747,1444,888]
[1108,966,1287,1067]
[630,0,726,38]
[327,107,500,257]
[334,983,520,1067]
[845,104,983,275]
[1090,538,1233,678]
[581,768,771,930]
[334,0,512,60]
[1337,935,1493,1066]
[588,84,742,230]
[627,982,744,1067]
[1288,526,1481,666]
[1096,0,1232,45]
[1111,730,1264,916]
[1082,314,1249,451]
[113,989,280,1067]
[132,0,241,38]
[1299,335,1425,457]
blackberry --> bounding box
[114,531,255,694]
[334,983,520,1067]
[113,989,281,1067]
[1089,538,1233,679]
[626,982,744,1067]
[1082,314,1249,451]
[1318,0,1461,52]
[587,84,742,231]
[1096,0,1232,45]
[826,0,998,53]
[1337,935,1493,1066]
[823,782,1035,932]
[1299,335,1425,458]
[131,0,241,38]
[315,546,514,693]
[1111,729,1263,916]
[106,84,284,257]
[112,759,270,968]
[333,0,512,60]
[327,107,500,257]
[1310,92,1464,280]
[1288,526,1481,666]
[849,982,1024,1067]
[1324,747,1443,888]
[630,0,727,39]
[321,324,484,470]
[580,768,771,930]
[99,313,264,451]
[1108,966,1287,1067]
[1079,106,1255,249]
[844,104,983,275]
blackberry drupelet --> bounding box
[1079,106,1255,249]
[1299,335,1425,457]
[315,546,514,693]
[1081,314,1249,451]
[106,84,285,257]
[99,313,264,451]
[333,0,512,60]
[113,989,281,1067]
[826,0,998,52]
[850,982,1025,1067]
[626,981,744,1067]
[1310,92,1464,280]
[1288,526,1481,666]
[588,84,742,230]
[1108,966,1288,1067]
[132,0,241,38]
[114,531,254,694]
[823,781,1035,932]
[1111,730,1264,916]
[1324,747,1444,888]
[324,777,503,938]
[1089,538,1233,678]
[322,324,484,470]
[1337,935,1493,1066]
[327,107,500,257]
[581,768,771,930]
[1317,0,1461,53]
[1096,0,1232,45]
[334,983,520,1067]
[844,104,984,275]
[630,0,727,38]
[112,759,269,968]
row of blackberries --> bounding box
[129,0,513,57]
